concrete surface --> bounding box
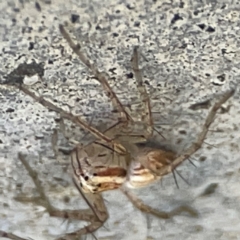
[0,0,240,240]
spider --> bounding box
[1,24,234,240]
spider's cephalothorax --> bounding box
[2,23,234,240]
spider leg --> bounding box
[59,24,132,123]
[121,187,198,219]
[0,231,28,240]
[152,89,235,176]
[17,85,126,154]
[131,47,153,139]
[55,189,108,240]
[18,153,108,240]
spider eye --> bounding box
[84,176,89,181]
[93,173,98,176]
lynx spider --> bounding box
[1,24,234,240]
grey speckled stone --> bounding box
[0,0,240,240]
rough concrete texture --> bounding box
[0,0,240,240]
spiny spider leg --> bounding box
[59,24,132,123]
[150,89,234,176]
[131,47,153,138]
[121,187,198,218]
[0,231,27,240]
[17,153,108,240]
[18,86,126,154]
